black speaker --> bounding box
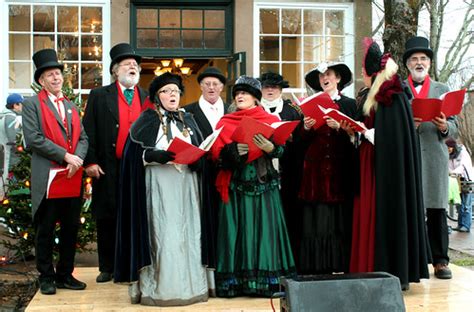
[280,272,405,312]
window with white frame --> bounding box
[8,2,107,98]
[256,3,354,97]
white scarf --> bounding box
[261,98,284,117]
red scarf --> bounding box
[408,75,431,99]
[38,89,81,158]
[210,106,280,202]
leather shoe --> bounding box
[56,275,87,290]
[96,272,113,283]
[434,263,452,279]
[401,283,409,291]
[39,278,56,295]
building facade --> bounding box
[1,0,371,105]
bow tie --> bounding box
[413,80,424,87]
[165,111,181,121]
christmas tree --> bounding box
[0,82,96,263]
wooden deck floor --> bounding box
[26,265,474,311]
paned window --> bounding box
[256,3,354,96]
[8,2,106,96]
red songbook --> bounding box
[270,120,300,145]
[299,92,338,129]
[231,117,299,159]
[46,167,83,199]
[167,127,223,165]
[412,89,466,122]
[319,106,367,133]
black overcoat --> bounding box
[82,82,148,219]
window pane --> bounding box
[137,9,158,28]
[282,63,302,88]
[326,11,344,35]
[304,36,324,63]
[33,6,55,32]
[183,10,202,28]
[9,62,31,89]
[82,7,102,33]
[326,37,344,62]
[82,63,102,89]
[9,5,30,32]
[304,10,323,35]
[58,35,79,61]
[282,9,301,34]
[260,63,279,75]
[63,63,79,89]
[160,10,180,28]
[137,29,158,48]
[260,9,278,34]
[282,36,301,62]
[9,34,31,60]
[205,10,224,29]
[260,36,279,61]
[160,30,181,48]
[82,35,102,61]
[58,6,78,33]
[204,30,225,49]
[33,35,55,52]
[183,30,202,48]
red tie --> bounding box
[54,97,72,150]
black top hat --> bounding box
[197,67,226,85]
[363,38,383,77]
[402,36,433,66]
[33,49,64,83]
[305,62,353,92]
[149,72,184,103]
[258,72,289,89]
[232,75,262,101]
[109,43,142,74]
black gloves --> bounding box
[144,149,175,164]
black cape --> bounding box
[373,76,430,284]
[114,108,205,282]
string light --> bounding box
[80,217,86,224]
[2,199,9,205]
[25,181,30,187]
[23,232,28,240]
[17,146,24,152]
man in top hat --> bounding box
[83,42,150,283]
[403,36,458,279]
[0,93,24,177]
[22,48,89,295]
[184,67,229,296]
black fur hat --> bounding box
[149,72,184,103]
[232,76,262,101]
[363,38,383,77]
[258,72,289,89]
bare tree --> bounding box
[382,0,425,77]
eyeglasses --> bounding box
[201,82,223,88]
[408,56,430,64]
[159,88,181,95]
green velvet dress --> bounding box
[216,143,296,297]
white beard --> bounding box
[118,72,140,88]
[409,67,428,82]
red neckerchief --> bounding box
[408,75,430,99]
[210,105,280,202]
[38,89,81,156]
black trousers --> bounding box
[34,197,81,280]
[426,208,450,265]
[96,216,116,273]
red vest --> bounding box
[116,85,141,158]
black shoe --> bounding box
[434,264,452,279]
[39,278,56,295]
[401,283,410,291]
[56,275,87,290]
[96,272,113,283]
